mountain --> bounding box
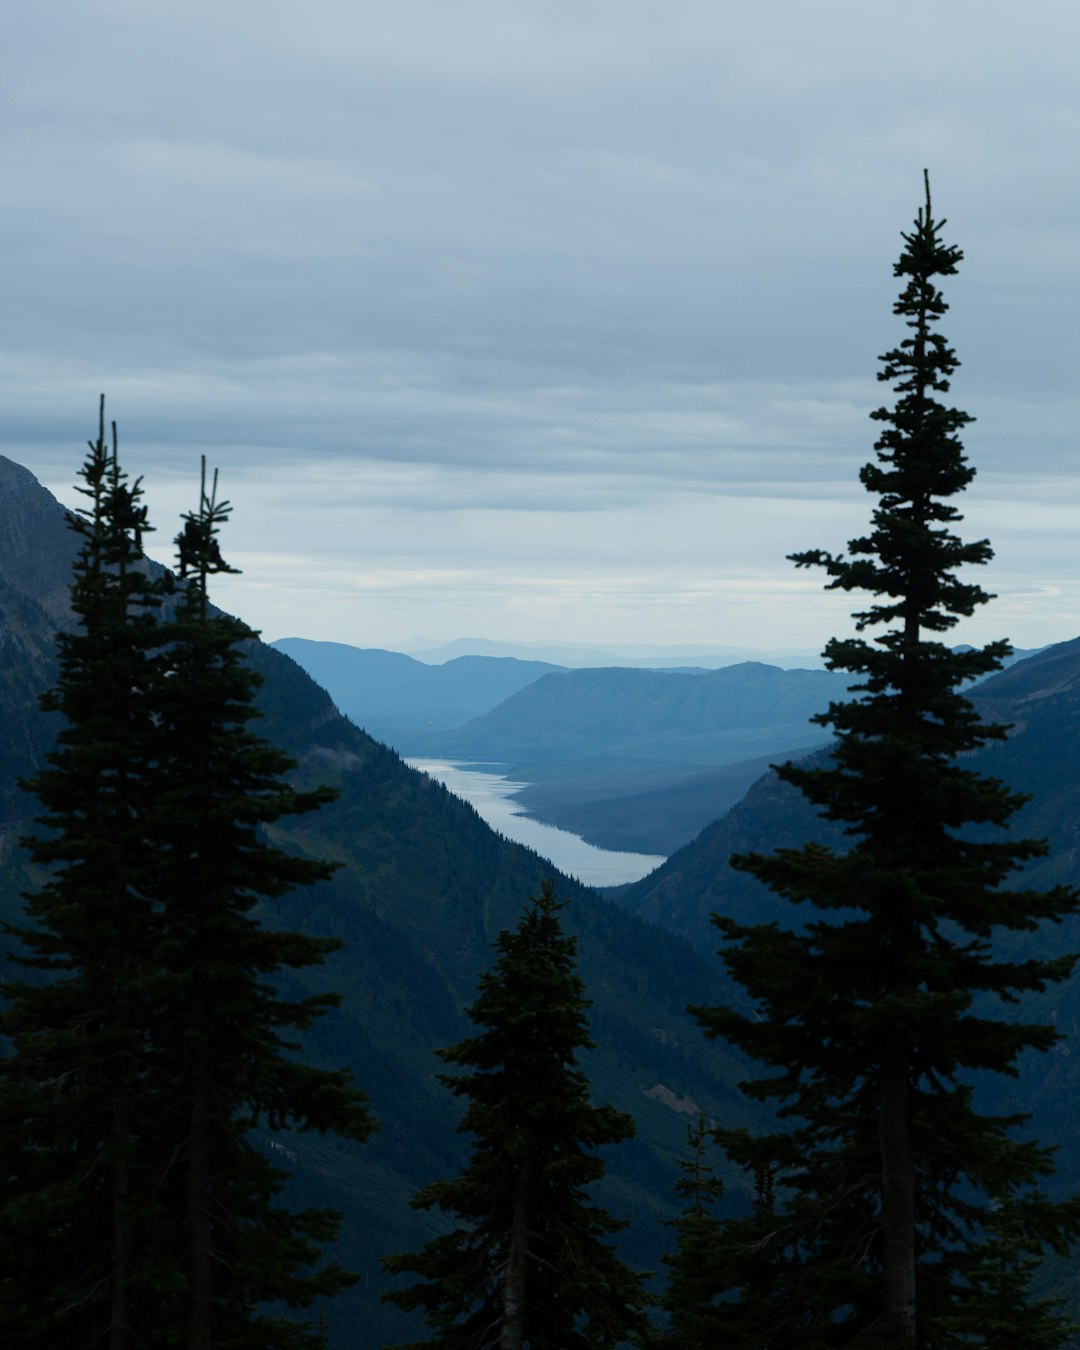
[0,455,757,1345]
[404,635,826,669]
[271,637,564,745]
[611,637,1080,952]
[516,751,789,856]
[407,663,849,853]
[426,663,849,765]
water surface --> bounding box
[406,759,666,888]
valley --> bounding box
[404,757,666,886]
[5,456,1080,1342]
[277,637,849,854]
[0,455,763,1344]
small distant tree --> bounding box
[382,879,649,1349]
[945,1190,1078,1348]
[694,175,1080,1344]
[659,1123,786,1350]
[659,1111,726,1349]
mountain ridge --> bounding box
[272,636,565,744]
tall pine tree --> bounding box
[142,459,375,1347]
[382,879,649,1349]
[0,412,374,1347]
[0,401,163,1347]
[695,176,1080,1346]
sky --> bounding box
[5,1,1080,656]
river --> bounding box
[405,759,666,888]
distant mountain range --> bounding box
[405,663,850,854]
[398,635,828,669]
[426,662,848,765]
[275,642,852,854]
[271,637,565,745]
[0,455,759,1346]
[278,637,1043,856]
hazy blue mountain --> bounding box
[610,637,1080,952]
[404,635,826,669]
[427,663,849,764]
[404,663,845,852]
[271,636,563,745]
[0,455,758,1346]
[406,636,1044,671]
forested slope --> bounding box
[0,455,754,1344]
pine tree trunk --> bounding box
[879,608,919,1344]
[188,1038,213,1350]
[880,1023,916,1344]
[500,1161,530,1350]
[110,1095,133,1350]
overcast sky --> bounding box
[5,1,1080,655]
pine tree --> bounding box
[140,458,377,1347]
[658,1112,727,1349]
[0,400,164,1347]
[694,175,1080,1346]
[945,1190,1077,1347]
[659,1124,786,1350]
[382,879,649,1349]
[0,412,374,1347]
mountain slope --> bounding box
[406,662,847,853]
[0,455,755,1345]
[514,750,791,856]
[429,663,849,765]
[613,637,1080,952]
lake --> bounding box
[405,759,666,888]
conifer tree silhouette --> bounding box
[383,880,648,1349]
[0,410,373,1348]
[0,400,164,1347]
[695,177,1080,1346]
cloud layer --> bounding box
[6,1,1080,649]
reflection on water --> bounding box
[406,758,666,889]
